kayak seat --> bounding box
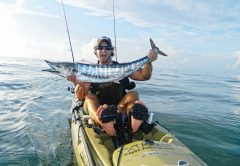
[100,105,117,123]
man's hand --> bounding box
[147,50,158,63]
[67,74,81,84]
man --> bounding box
[67,36,157,137]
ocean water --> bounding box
[0,57,239,166]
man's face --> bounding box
[96,41,113,65]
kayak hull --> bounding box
[70,100,206,166]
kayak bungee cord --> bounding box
[117,145,124,166]
[72,102,96,166]
[60,0,75,63]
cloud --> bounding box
[61,0,240,32]
[0,4,23,57]
[181,57,191,64]
[77,38,98,62]
[60,0,159,27]
[1,0,239,73]
[233,50,240,68]
[58,0,240,70]
[16,0,25,10]
[0,1,63,60]
[0,1,60,18]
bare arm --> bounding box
[130,62,152,80]
[130,50,157,81]
[67,74,91,100]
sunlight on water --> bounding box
[0,57,73,165]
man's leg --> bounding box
[84,93,116,136]
[117,91,147,133]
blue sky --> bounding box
[0,0,240,73]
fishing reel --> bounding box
[68,84,76,93]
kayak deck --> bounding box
[70,101,206,166]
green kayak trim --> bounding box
[70,100,207,166]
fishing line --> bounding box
[112,0,118,62]
[61,0,75,63]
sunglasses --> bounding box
[97,46,113,50]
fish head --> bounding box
[44,60,78,77]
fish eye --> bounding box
[72,69,78,72]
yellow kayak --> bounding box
[70,100,206,166]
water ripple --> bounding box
[0,82,32,90]
[0,57,240,165]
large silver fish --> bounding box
[44,38,167,83]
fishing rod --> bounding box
[61,0,76,93]
[112,0,117,62]
[61,0,116,63]
[61,0,75,63]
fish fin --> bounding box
[150,38,168,56]
[42,68,66,78]
[42,68,58,73]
